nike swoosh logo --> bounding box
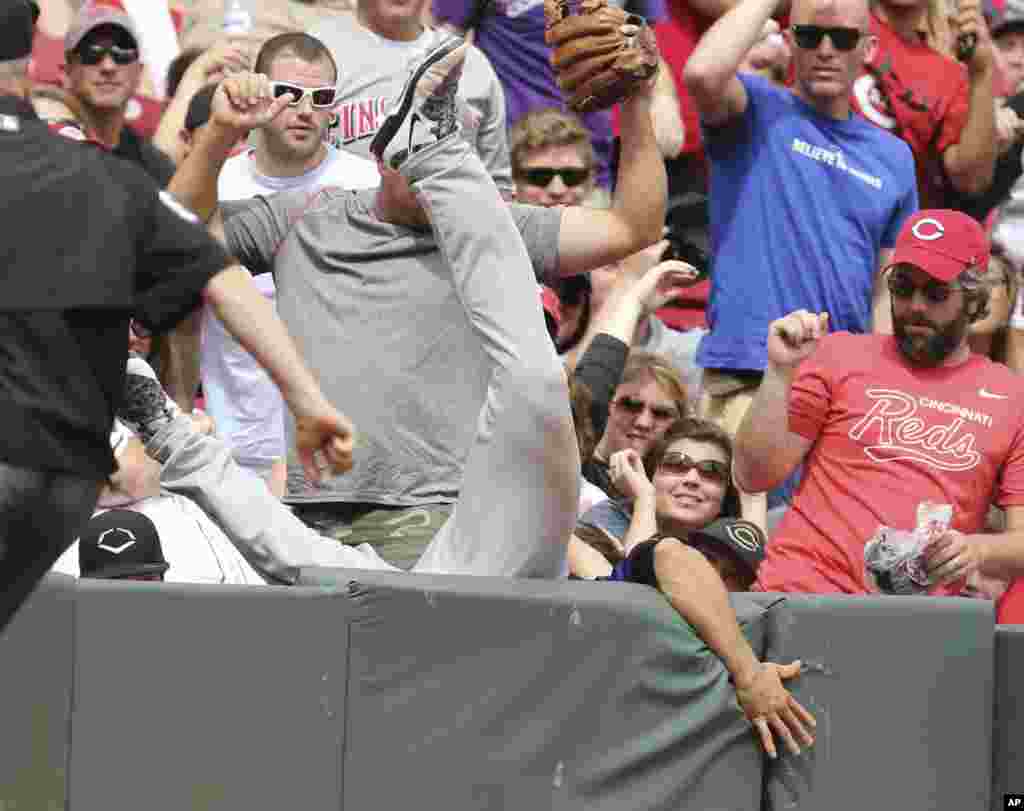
[978,388,1009,400]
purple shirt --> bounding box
[433,0,665,188]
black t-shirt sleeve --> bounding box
[622,538,660,588]
[132,186,232,333]
[574,333,629,442]
[140,139,176,188]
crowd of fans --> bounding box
[10,0,1024,756]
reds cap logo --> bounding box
[726,521,763,553]
[911,218,945,241]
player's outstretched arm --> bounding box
[556,72,667,277]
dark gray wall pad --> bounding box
[299,568,767,811]
[0,574,75,810]
[5,574,1016,810]
[993,625,1024,811]
[760,594,995,811]
[67,579,352,810]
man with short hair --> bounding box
[0,0,355,633]
[736,209,1024,596]
[510,107,597,209]
[168,32,666,568]
[168,34,380,495]
[60,2,174,184]
[683,0,919,525]
[310,0,514,193]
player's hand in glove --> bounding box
[544,0,660,113]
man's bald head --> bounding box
[791,0,871,29]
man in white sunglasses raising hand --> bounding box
[166,32,379,497]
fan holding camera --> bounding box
[563,237,709,407]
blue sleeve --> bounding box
[882,148,919,249]
[701,73,772,161]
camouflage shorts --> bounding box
[292,502,453,571]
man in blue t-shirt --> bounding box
[683,0,917,524]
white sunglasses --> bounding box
[270,81,337,109]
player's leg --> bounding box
[372,37,579,577]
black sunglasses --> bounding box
[791,24,863,51]
[658,453,730,484]
[270,81,337,109]
[887,272,961,304]
[612,396,678,422]
[77,43,139,66]
[519,167,591,188]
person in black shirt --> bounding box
[59,3,175,185]
[0,0,355,634]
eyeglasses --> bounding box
[519,167,591,188]
[77,43,139,66]
[612,397,678,422]
[887,272,962,304]
[657,453,730,484]
[270,81,338,109]
[790,24,863,51]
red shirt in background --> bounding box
[652,0,714,158]
[851,12,970,209]
[998,578,1024,623]
[757,333,1024,595]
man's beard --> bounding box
[892,306,970,367]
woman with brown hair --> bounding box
[573,417,753,587]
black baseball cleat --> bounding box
[370,33,468,169]
[118,355,182,444]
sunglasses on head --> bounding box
[658,453,730,484]
[270,81,338,109]
[886,272,961,304]
[791,24,863,51]
[613,396,678,422]
[519,167,591,188]
[77,42,139,66]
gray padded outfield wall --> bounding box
[304,569,765,811]
[760,594,995,811]
[993,625,1024,811]
[0,573,75,810]
[0,573,1018,810]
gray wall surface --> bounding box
[0,573,1017,811]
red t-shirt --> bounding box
[997,578,1024,623]
[850,12,970,209]
[757,333,1024,595]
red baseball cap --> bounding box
[886,210,990,283]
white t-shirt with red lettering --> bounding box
[757,333,1024,595]
[202,145,379,476]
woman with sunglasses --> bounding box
[568,417,817,761]
[573,418,743,580]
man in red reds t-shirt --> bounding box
[735,210,1024,596]
[851,0,997,210]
